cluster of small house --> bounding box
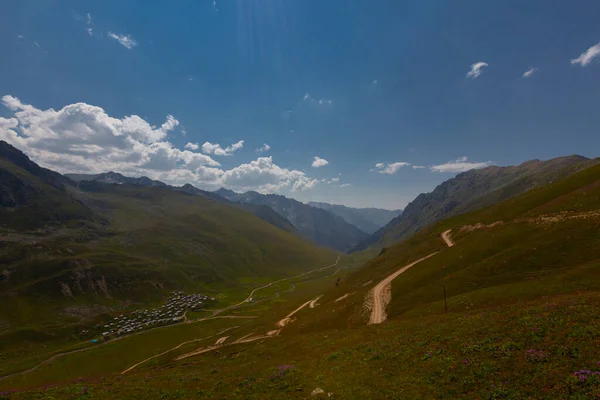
[99,291,215,338]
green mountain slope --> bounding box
[353,155,596,252]
[215,189,368,251]
[295,157,600,334]
[0,141,94,230]
[0,142,336,351]
[307,201,402,234]
[7,159,600,400]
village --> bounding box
[98,291,215,339]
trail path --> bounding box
[277,297,319,328]
[215,255,340,315]
[120,326,238,374]
[368,229,455,325]
[441,229,455,247]
[309,296,323,308]
[214,336,229,345]
[334,292,355,303]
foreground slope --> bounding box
[353,155,595,251]
[216,188,368,251]
[308,201,402,234]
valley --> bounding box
[2,140,600,399]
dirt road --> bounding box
[214,336,229,345]
[277,297,318,328]
[309,295,323,308]
[368,229,455,325]
[441,229,455,247]
[120,326,238,374]
[216,255,341,315]
[368,253,439,325]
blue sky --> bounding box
[1,0,600,209]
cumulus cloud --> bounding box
[466,62,488,79]
[0,95,221,179]
[108,32,137,49]
[184,142,199,150]
[571,42,600,67]
[221,157,318,192]
[375,162,411,175]
[201,140,244,156]
[0,95,321,194]
[312,156,329,168]
[430,156,491,173]
[522,67,538,78]
[256,143,271,153]
[340,183,351,188]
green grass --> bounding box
[1,171,336,365]
[6,293,600,399]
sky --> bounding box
[1,0,600,210]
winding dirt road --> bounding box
[368,229,455,325]
[441,229,455,247]
[216,255,341,315]
[277,296,320,328]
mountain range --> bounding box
[308,201,402,234]
[352,155,597,252]
[0,140,335,332]
[215,188,370,251]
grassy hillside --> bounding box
[4,159,600,399]
[0,151,337,362]
[353,155,597,252]
[0,146,94,230]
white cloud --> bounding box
[87,28,93,36]
[256,143,271,153]
[108,32,137,49]
[430,156,491,173]
[312,156,329,168]
[466,62,488,79]
[17,35,24,39]
[201,140,244,156]
[376,162,411,175]
[0,95,320,195]
[522,67,538,78]
[340,183,351,188]
[221,157,317,192]
[303,93,333,107]
[0,94,217,177]
[87,13,92,24]
[571,42,600,67]
[185,142,199,151]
